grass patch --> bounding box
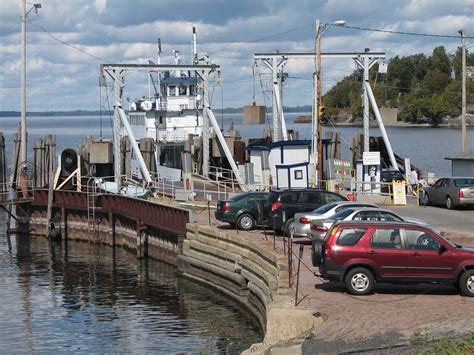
[419,334,474,354]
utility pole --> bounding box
[313,20,320,185]
[19,1,41,183]
[459,29,467,152]
[20,0,27,175]
[316,19,323,184]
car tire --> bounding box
[283,218,295,238]
[345,267,374,296]
[446,196,455,210]
[237,213,255,231]
[311,238,323,267]
[459,270,474,297]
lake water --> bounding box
[0,211,262,353]
[1,113,473,177]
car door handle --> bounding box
[367,250,378,255]
[410,252,420,257]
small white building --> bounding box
[445,150,474,176]
[247,140,311,189]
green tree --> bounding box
[421,94,451,125]
[430,46,451,76]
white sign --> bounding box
[393,181,407,205]
[363,151,380,166]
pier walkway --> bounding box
[193,203,474,353]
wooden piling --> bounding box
[0,133,6,192]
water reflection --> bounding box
[0,230,262,353]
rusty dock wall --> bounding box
[25,189,193,264]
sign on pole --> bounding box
[363,151,380,166]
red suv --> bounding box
[312,221,474,296]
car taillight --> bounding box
[459,190,464,198]
[271,202,283,211]
[330,227,339,237]
[299,217,311,224]
[311,224,328,232]
[223,202,230,211]
[316,226,328,233]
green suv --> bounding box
[215,192,269,230]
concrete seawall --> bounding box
[178,223,322,352]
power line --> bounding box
[208,24,313,55]
[340,24,474,39]
[26,21,111,63]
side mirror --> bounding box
[438,244,447,254]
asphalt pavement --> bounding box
[389,202,474,240]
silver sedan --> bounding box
[425,177,474,209]
[308,207,430,241]
[289,201,379,238]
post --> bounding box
[295,244,304,306]
[202,70,210,177]
[272,58,279,142]
[460,29,467,152]
[363,55,370,153]
[46,169,54,236]
[113,70,123,187]
[316,19,324,184]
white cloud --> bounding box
[94,0,107,13]
[0,0,472,111]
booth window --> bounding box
[294,169,303,180]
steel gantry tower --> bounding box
[254,50,398,182]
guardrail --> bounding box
[31,189,193,236]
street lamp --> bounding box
[313,19,345,186]
[19,0,41,180]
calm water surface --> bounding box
[1,114,473,176]
[0,212,262,353]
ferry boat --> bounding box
[127,49,203,171]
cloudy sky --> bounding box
[0,0,472,112]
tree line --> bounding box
[323,46,474,125]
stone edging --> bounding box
[177,223,323,353]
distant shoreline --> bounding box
[294,115,474,128]
[0,106,309,117]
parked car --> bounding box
[311,220,474,296]
[290,201,379,238]
[381,169,405,193]
[308,207,429,241]
[424,177,474,209]
[266,189,347,236]
[215,191,269,231]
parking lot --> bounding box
[196,203,474,352]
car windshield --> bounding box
[229,193,251,202]
[267,192,279,203]
[332,208,355,220]
[453,178,474,187]
[429,227,460,248]
[312,202,338,214]
[383,171,404,180]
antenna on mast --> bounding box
[192,26,198,64]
